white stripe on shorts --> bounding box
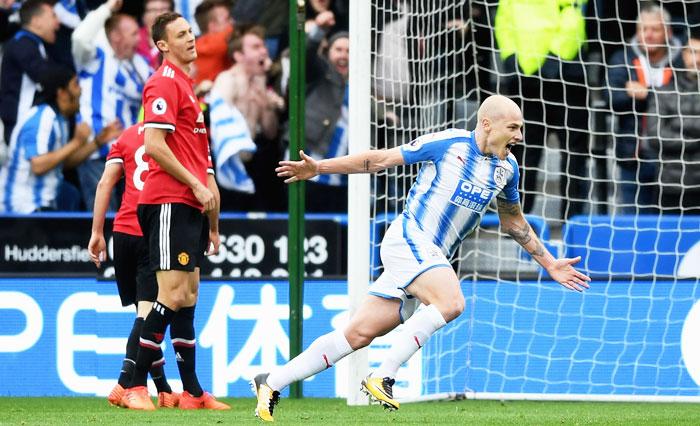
[159,203,171,269]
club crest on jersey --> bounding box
[177,252,190,266]
[494,166,508,187]
[152,98,167,115]
[428,247,441,258]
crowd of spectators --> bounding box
[0,0,349,214]
[0,0,698,216]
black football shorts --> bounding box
[137,203,209,272]
[112,231,158,306]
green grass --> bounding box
[0,398,699,425]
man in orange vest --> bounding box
[607,3,682,214]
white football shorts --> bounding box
[369,217,452,322]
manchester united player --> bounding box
[88,123,180,408]
[120,12,229,411]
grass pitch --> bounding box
[0,397,698,425]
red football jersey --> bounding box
[106,124,149,236]
[139,59,211,210]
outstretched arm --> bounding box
[276,147,405,183]
[497,198,591,292]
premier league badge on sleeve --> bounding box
[152,98,167,115]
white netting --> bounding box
[361,0,700,401]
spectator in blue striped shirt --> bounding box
[0,67,122,213]
[71,0,151,211]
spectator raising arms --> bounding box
[71,0,151,212]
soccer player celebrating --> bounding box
[253,95,591,421]
[119,12,228,410]
[88,123,179,408]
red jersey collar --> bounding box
[161,59,194,83]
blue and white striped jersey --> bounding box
[400,128,520,258]
[0,105,70,213]
[77,38,151,158]
[208,93,257,193]
[55,1,81,29]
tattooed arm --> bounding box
[497,198,552,266]
[275,147,405,183]
[497,198,591,292]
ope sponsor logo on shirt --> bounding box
[449,179,492,212]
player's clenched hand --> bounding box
[88,233,107,268]
[194,184,216,212]
[206,230,220,256]
[547,256,591,292]
[276,150,319,183]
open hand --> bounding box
[547,256,591,292]
[275,150,319,183]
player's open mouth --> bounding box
[505,143,515,153]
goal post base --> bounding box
[397,392,700,404]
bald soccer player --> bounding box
[251,95,591,421]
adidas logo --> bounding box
[163,66,176,78]
[176,352,184,362]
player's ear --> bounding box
[156,39,169,53]
[482,117,491,133]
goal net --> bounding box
[347,0,700,403]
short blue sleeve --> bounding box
[499,156,520,202]
[401,129,470,165]
[19,110,53,160]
